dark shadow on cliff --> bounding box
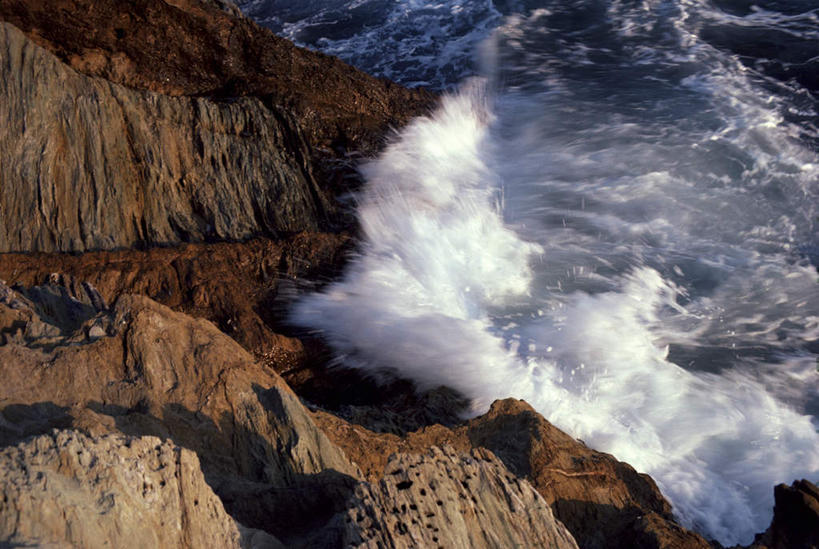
[80,395,358,546]
[0,402,72,448]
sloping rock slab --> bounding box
[330,446,579,549]
[0,281,359,543]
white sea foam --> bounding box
[293,77,819,544]
[290,0,819,545]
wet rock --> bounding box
[332,446,579,549]
[0,429,282,548]
[747,479,819,549]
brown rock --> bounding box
[0,0,434,154]
[0,233,351,373]
[464,400,711,549]
[0,21,339,253]
[332,446,580,549]
[0,429,282,548]
[313,399,711,549]
[0,281,360,543]
[747,479,819,549]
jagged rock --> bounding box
[331,446,579,549]
[0,21,337,253]
[313,399,711,549]
[0,0,434,156]
[463,400,711,549]
[0,281,360,543]
[0,429,282,548]
[0,233,351,373]
[747,479,819,549]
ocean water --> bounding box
[238,0,819,544]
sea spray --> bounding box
[293,79,819,544]
[294,81,542,408]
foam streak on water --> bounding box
[288,0,819,545]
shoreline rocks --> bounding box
[0,0,815,547]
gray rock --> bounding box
[0,429,282,548]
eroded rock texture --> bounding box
[333,446,580,549]
[313,399,711,549]
[0,0,434,153]
[0,21,333,253]
[0,430,281,549]
[0,281,359,544]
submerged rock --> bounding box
[0,430,281,548]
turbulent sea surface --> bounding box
[238,0,819,544]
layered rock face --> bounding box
[0,21,329,252]
[0,0,433,152]
[0,430,281,549]
[0,0,434,254]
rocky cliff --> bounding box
[0,0,434,253]
[0,21,328,252]
[0,1,815,548]
[0,280,579,548]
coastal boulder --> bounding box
[748,479,819,549]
